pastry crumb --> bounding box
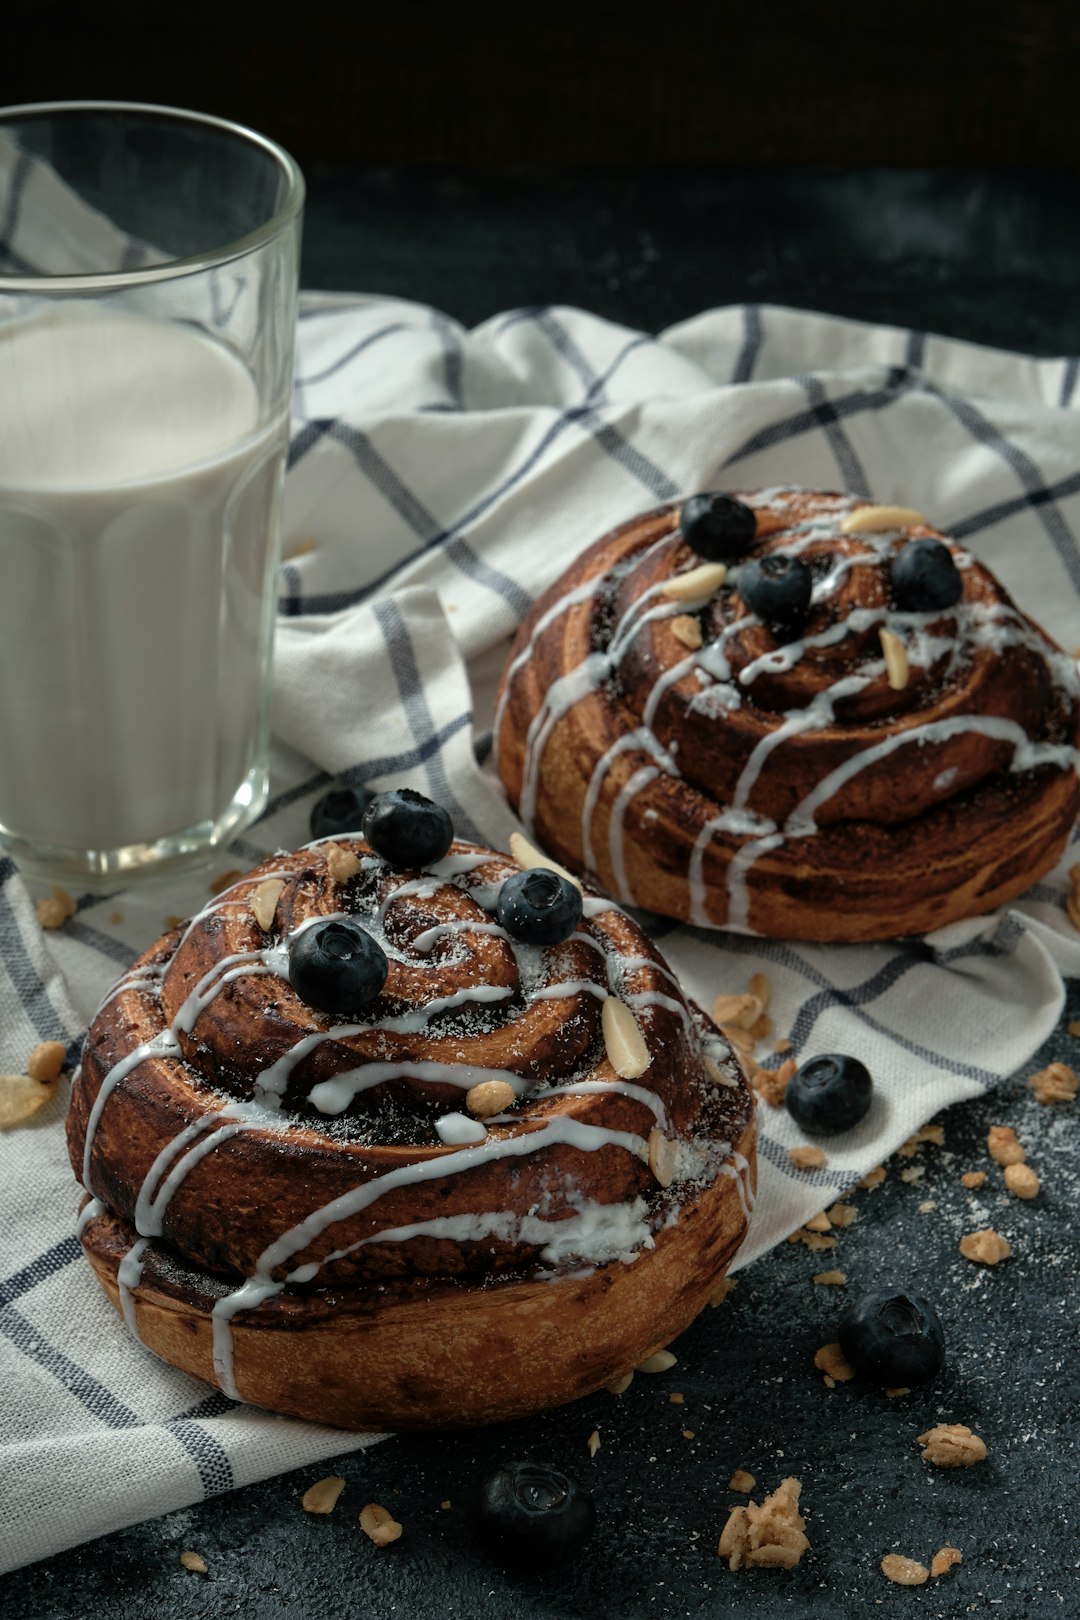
[960,1170,987,1189]
[728,1469,756,1492]
[788,1229,837,1251]
[586,1428,601,1458]
[986,1125,1025,1166]
[36,887,76,930]
[324,842,362,884]
[859,1166,886,1189]
[1004,1161,1040,1199]
[749,971,771,1010]
[884,1387,911,1399]
[208,868,244,896]
[814,1342,855,1382]
[812,1269,847,1286]
[717,1477,809,1570]
[754,1058,795,1107]
[359,1502,402,1546]
[788,1145,826,1170]
[636,1349,677,1374]
[670,613,704,650]
[179,1550,208,1573]
[918,1423,987,1468]
[668,1391,685,1405]
[682,1428,696,1440]
[881,1553,929,1586]
[1067,1020,1080,1038]
[897,1123,944,1158]
[826,1203,855,1227]
[440,1500,451,1510]
[1029,1061,1077,1104]
[804,1210,832,1233]
[26,1041,66,1083]
[773,1037,792,1054]
[301,1475,345,1514]
[931,1546,963,1578]
[959,1228,1012,1265]
[918,1199,936,1213]
[899,1165,924,1184]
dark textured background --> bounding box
[3,7,1080,1612]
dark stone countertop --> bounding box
[4,167,1080,1620]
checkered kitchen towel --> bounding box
[4,281,1080,1572]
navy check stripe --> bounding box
[1059,356,1079,408]
[905,329,927,371]
[0,1305,142,1428]
[0,884,71,1042]
[0,1237,81,1309]
[63,919,138,969]
[720,373,911,469]
[164,1419,235,1495]
[950,467,1080,542]
[294,321,416,388]
[800,375,871,497]
[755,1132,866,1192]
[534,308,606,400]
[732,305,762,383]
[431,310,465,408]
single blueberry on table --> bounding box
[474,1460,597,1570]
[288,919,388,1015]
[737,553,813,637]
[785,1052,873,1135]
[679,492,757,562]
[362,788,454,869]
[839,1291,946,1386]
[309,784,373,841]
[890,538,964,612]
[497,868,583,946]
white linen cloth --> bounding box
[2,291,1080,1575]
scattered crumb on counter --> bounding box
[718,1477,809,1570]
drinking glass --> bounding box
[0,101,304,886]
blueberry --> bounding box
[309,784,373,841]
[838,1291,945,1386]
[288,919,388,1015]
[785,1053,872,1135]
[890,538,963,612]
[497,868,583,946]
[362,789,454,869]
[679,492,757,562]
[474,1460,596,1570]
[737,554,813,637]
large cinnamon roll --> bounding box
[495,489,1080,941]
[67,815,755,1429]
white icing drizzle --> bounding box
[117,1238,151,1338]
[76,1198,106,1237]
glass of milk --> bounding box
[0,101,303,886]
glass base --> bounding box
[0,762,269,893]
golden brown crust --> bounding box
[67,837,756,1428]
[494,489,1080,941]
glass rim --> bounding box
[0,99,305,294]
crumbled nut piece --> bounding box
[606,1370,634,1395]
[712,993,762,1030]
[637,1349,677,1374]
[359,1503,402,1546]
[720,1021,755,1055]
[1004,1162,1040,1200]
[508,832,583,890]
[790,1231,837,1252]
[987,1125,1025,1166]
[881,1554,929,1586]
[840,504,927,534]
[440,1500,452,1510]
[662,561,728,601]
[884,1387,911,1399]
[879,627,910,691]
[717,1477,809,1570]
[827,1203,856,1227]
[961,1170,987,1189]
[749,1012,772,1042]
[773,1037,792,1054]
[108,910,124,926]
[754,1058,795,1108]
[465,1079,516,1118]
[602,995,651,1078]
[931,1546,963,1578]
[179,1551,208,1573]
[26,1041,66,1083]
[812,1269,847,1286]
[1029,1062,1078,1104]
[897,1123,945,1158]
[709,1276,737,1307]
[36,887,76,930]
[647,1127,678,1188]
[670,613,704,650]
[749,971,771,1010]
[728,1470,756,1492]
[918,1200,936,1213]
[0,1073,58,1129]
[668,1391,684,1405]
[788,1145,826,1170]
[209,869,244,896]
[918,1423,987,1467]
[302,1476,346,1514]
[250,877,286,932]
[1068,1020,1080,1038]
[959,1228,1011,1265]
[682,1429,696,1440]
[899,1166,924,1183]
[586,1428,601,1457]
[324,843,362,884]
[814,1342,855,1382]
[859,1166,886,1189]
[804,1211,832,1233]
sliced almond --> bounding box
[586,1429,601,1458]
[325,843,363,884]
[359,1502,402,1546]
[839,504,927,534]
[881,1554,929,1587]
[606,1370,634,1396]
[465,1079,516,1118]
[879,627,909,691]
[661,561,728,601]
[711,992,762,1030]
[669,613,704,649]
[302,1475,346,1514]
[748,971,771,1010]
[508,832,583,890]
[602,996,651,1078]
[250,878,285,932]
[26,1041,66,1083]
[0,1073,57,1129]
[647,1127,678,1188]
[812,1269,847,1286]
[179,1551,208,1573]
[636,1349,677,1374]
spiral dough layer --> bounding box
[494,488,1080,940]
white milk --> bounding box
[0,307,288,856]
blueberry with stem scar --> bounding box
[890,538,963,612]
[288,919,388,1015]
[839,1291,945,1386]
[497,868,583,946]
[474,1460,597,1570]
[362,789,454,869]
[679,492,757,562]
[737,554,813,637]
[785,1053,872,1135]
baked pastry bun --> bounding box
[495,488,1080,941]
[67,805,755,1430]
